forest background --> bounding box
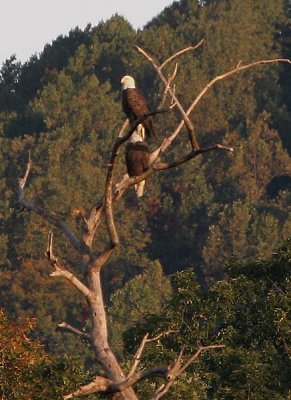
[0,0,290,399]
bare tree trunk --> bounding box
[88,270,138,400]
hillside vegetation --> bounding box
[0,1,290,398]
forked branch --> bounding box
[150,343,225,400]
[63,342,224,399]
[135,45,199,151]
[114,143,233,199]
[127,329,178,378]
[46,232,91,299]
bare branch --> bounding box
[155,143,234,170]
[147,329,179,343]
[90,246,115,272]
[188,58,291,115]
[58,322,91,341]
[127,333,149,378]
[151,344,225,400]
[63,367,169,399]
[18,153,83,253]
[113,368,169,393]
[82,203,104,248]
[118,119,130,137]
[63,376,112,399]
[104,154,119,247]
[166,346,185,381]
[50,264,92,297]
[114,143,233,199]
[159,39,204,70]
[63,343,224,398]
[158,63,178,109]
[45,231,59,266]
[135,45,199,151]
[18,150,31,199]
[127,329,178,379]
[114,344,224,397]
[46,232,92,299]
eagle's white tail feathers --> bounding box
[134,180,146,197]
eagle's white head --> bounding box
[121,75,136,90]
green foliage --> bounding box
[108,260,172,354]
[124,241,291,399]
[0,309,94,399]
[0,2,290,396]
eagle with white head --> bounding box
[121,75,155,139]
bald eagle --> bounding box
[121,75,155,139]
[125,124,149,197]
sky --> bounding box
[0,0,174,65]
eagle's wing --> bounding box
[125,142,149,177]
[125,88,150,118]
[123,89,155,138]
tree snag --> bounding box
[16,42,291,399]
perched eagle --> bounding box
[125,124,150,197]
[121,75,155,139]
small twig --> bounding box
[146,329,179,343]
[158,63,178,109]
[104,161,119,247]
[45,230,59,266]
[113,368,169,393]
[58,322,91,341]
[166,346,185,381]
[178,343,225,375]
[155,144,234,170]
[159,39,204,70]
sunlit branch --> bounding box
[46,232,91,299]
[158,63,178,109]
[127,329,178,378]
[159,39,204,70]
[114,143,233,199]
[135,45,199,151]
[188,58,291,115]
[57,322,91,341]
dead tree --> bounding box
[17,42,291,399]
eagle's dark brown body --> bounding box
[125,141,150,177]
[122,88,155,138]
